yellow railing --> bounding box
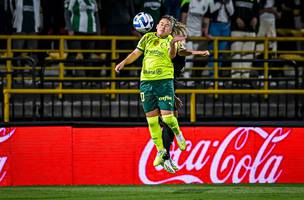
[1,35,303,75]
[0,35,140,94]
[3,88,304,122]
[1,35,303,85]
[1,35,304,122]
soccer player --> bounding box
[160,17,210,173]
[115,15,208,173]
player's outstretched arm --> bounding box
[115,49,143,72]
[178,49,210,57]
[191,50,210,56]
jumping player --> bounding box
[115,15,209,173]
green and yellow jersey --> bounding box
[137,32,178,81]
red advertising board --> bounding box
[0,126,304,186]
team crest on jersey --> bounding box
[160,42,168,48]
[153,40,159,46]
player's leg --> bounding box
[161,122,178,171]
[161,121,174,160]
[146,112,164,151]
[140,81,166,166]
[161,112,186,151]
[146,112,167,167]
[156,79,186,151]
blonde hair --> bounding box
[161,15,188,37]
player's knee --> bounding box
[146,116,159,128]
[161,114,177,127]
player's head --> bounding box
[156,16,174,38]
[157,15,188,38]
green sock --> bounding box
[146,116,164,151]
[162,114,181,136]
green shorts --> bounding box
[140,79,175,113]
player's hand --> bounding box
[174,95,183,110]
[115,62,124,73]
[201,50,210,56]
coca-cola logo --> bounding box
[139,127,290,184]
[0,128,16,183]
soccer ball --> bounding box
[133,12,154,33]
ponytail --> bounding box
[160,15,188,37]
